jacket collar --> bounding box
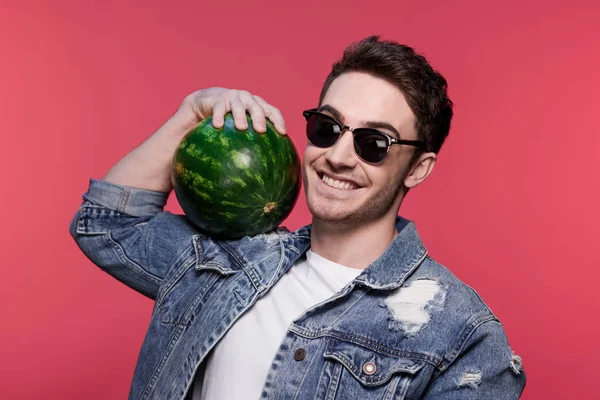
[287,216,428,290]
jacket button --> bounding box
[362,362,377,375]
[294,348,306,361]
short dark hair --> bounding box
[319,36,453,155]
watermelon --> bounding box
[171,113,301,239]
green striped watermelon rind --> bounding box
[171,113,301,239]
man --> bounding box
[70,36,526,399]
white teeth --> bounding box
[321,173,358,190]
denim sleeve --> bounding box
[69,178,188,300]
[422,320,526,399]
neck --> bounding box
[310,212,399,270]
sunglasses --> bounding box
[302,109,425,164]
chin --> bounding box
[305,179,401,227]
[305,193,358,223]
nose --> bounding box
[325,129,358,168]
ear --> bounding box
[404,152,437,189]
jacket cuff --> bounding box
[82,178,169,217]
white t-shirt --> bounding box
[192,249,362,400]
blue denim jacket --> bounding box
[69,179,526,399]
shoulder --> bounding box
[414,255,500,323]
[392,255,512,364]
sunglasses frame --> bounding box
[302,108,425,164]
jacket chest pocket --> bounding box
[319,338,427,400]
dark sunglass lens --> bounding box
[307,114,340,148]
[354,130,389,163]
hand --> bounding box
[176,87,287,135]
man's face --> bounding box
[302,71,420,226]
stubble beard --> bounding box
[302,164,405,228]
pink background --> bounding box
[1,0,599,398]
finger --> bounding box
[255,97,287,135]
[246,102,267,133]
[211,100,229,128]
[239,94,267,133]
[229,98,248,130]
[265,106,287,135]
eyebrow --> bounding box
[317,104,401,139]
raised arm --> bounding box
[69,88,287,299]
[102,88,287,192]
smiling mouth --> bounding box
[318,172,360,191]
